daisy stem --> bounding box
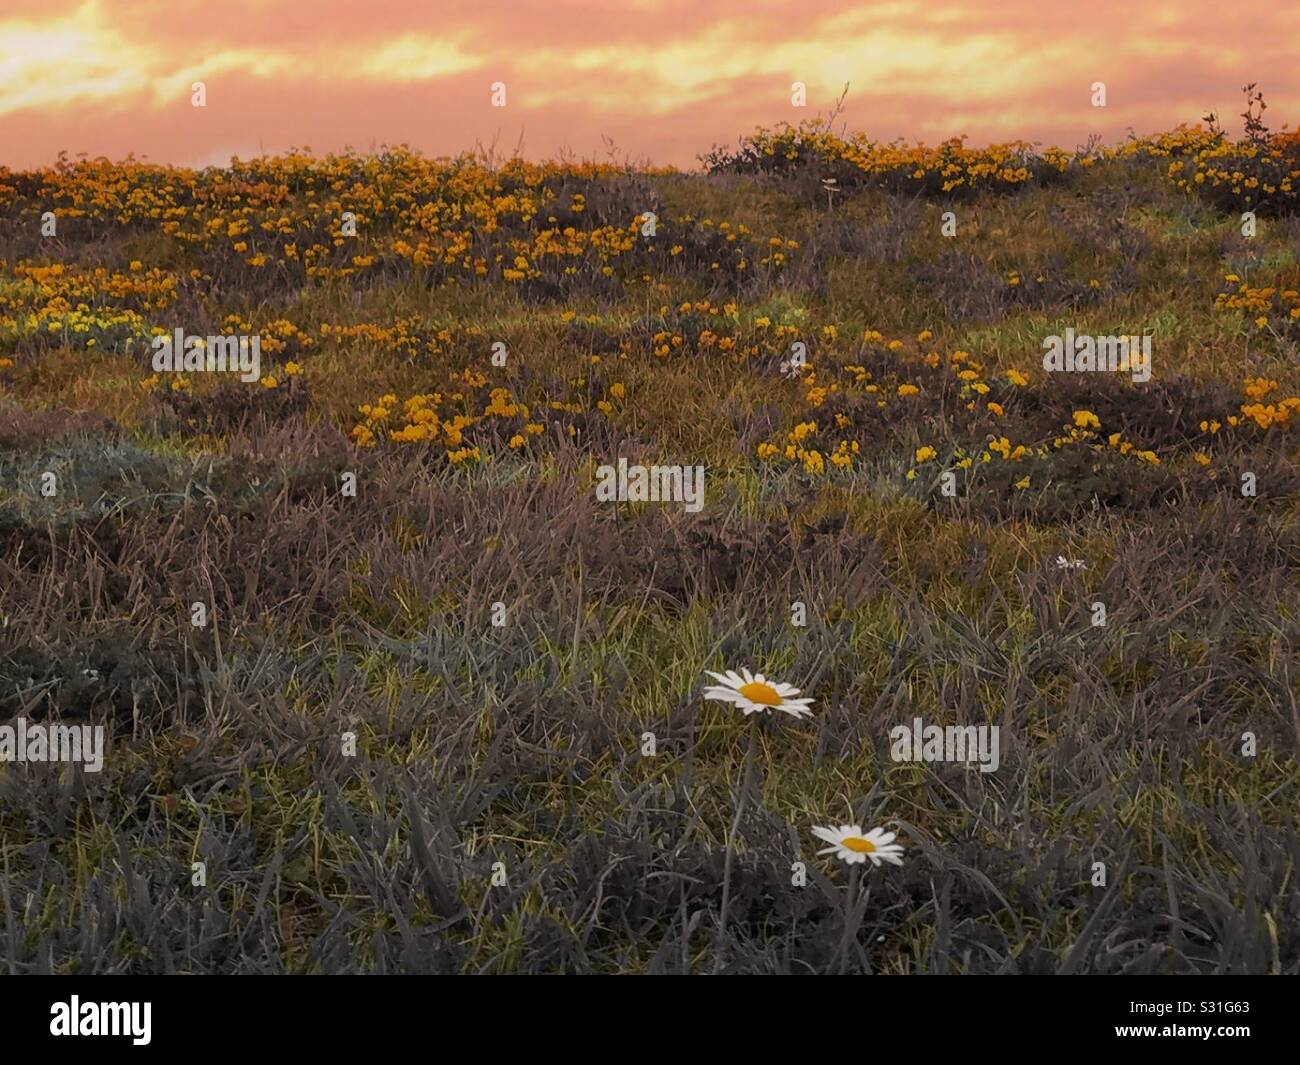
[716,716,759,972]
[838,863,861,974]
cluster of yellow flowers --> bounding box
[1168,138,1300,203]
[730,122,1104,194]
[0,259,178,358]
[747,320,1300,482]
[636,300,835,364]
[347,361,626,460]
[1215,276,1300,332]
[4,147,795,300]
[727,119,1295,214]
[1239,377,1300,429]
[5,261,177,311]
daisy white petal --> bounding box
[811,823,906,868]
[700,668,817,720]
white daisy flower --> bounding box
[812,824,905,867]
[703,668,814,720]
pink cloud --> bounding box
[2,0,1297,169]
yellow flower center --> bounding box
[737,681,782,706]
[841,837,876,853]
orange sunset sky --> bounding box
[2,0,1298,169]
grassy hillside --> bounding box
[1,120,1299,973]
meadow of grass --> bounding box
[1,118,1299,973]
